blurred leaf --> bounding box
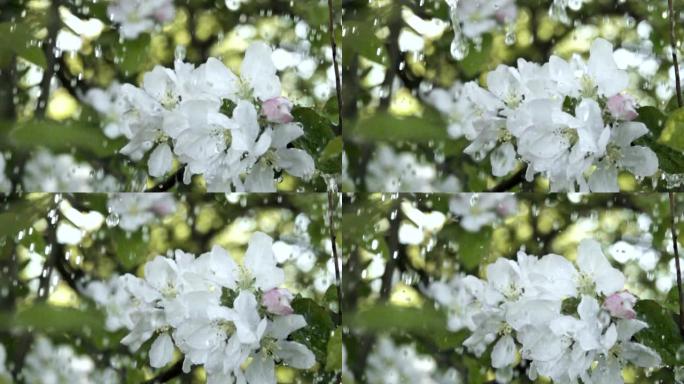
[343,21,385,63]
[459,34,493,78]
[112,230,149,270]
[10,120,120,157]
[325,327,342,372]
[661,107,684,150]
[115,34,151,74]
[351,304,465,350]
[9,304,105,333]
[456,227,492,271]
[0,22,46,68]
[351,112,450,142]
[0,196,51,242]
[634,299,682,366]
[291,296,335,365]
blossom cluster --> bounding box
[365,337,462,384]
[444,0,517,60]
[426,239,661,383]
[107,0,175,39]
[365,145,461,192]
[86,231,315,384]
[109,42,314,192]
[428,38,658,192]
[449,193,517,232]
[106,193,176,231]
[20,336,118,384]
[22,150,118,192]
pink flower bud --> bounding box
[603,291,637,319]
[606,94,638,121]
[262,97,294,124]
[262,288,294,315]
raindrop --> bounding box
[106,212,120,227]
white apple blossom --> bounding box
[366,145,462,192]
[429,238,660,383]
[448,193,517,232]
[106,42,317,191]
[106,193,176,231]
[108,0,175,40]
[92,232,315,383]
[84,83,129,138]
[366,337,462,384]
[445,0,517,60]
[23,336,118,384]
[435,38,658,191]
[22,150,119,192]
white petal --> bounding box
[245,353,276,384]
[244,162,276,192]
[148,143,174,177]
[491,334,516,368]
[276,148,315,179]
[231,101,260,152]
[149,333,175,368]
[271,123,304,149]
[612,122,649,148]
[620,146,658,177]
[196,57,240,100]
[491,142,517,177]
[277,341,315,369]
[267,314,307,340]
[241,42,281,100]
[588,164,619,192]
[244,232,284,291]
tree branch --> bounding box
[669,192,684,337]
[145,167,185,192]
[143,360,184,384]
[327,189,343,326]
[668,0,683,107]
[35,0,61,118]
[488,166,527,192]
[327,0,343,136]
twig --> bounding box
[145,167,185,192]
[327,0,343,136]
[668,0,683,107]
[669,193,684,337]
[488,166,527,192]
[36,0,61,118]
[380,201,401,300]
[327,189,343,326]
[143,360,184,384]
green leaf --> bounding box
[351,112,450,142]
[661,107,684,150]
[325,327,342,372]
[637,106,667,138]
[112,230,149,270]
[10,120,120,157]
[640,137,684,174]
[634,299,683,366]
[343,21,385,63]
[0,22,46,68]
[351,304,464,350]
[291,296,335,365]
[293,107,336,155]
[457,227,492,271]
[0,196,51,242]
[7,304,105,333]
[115,34,152,74]
[459,34,493,78]
[317,136,342,174]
